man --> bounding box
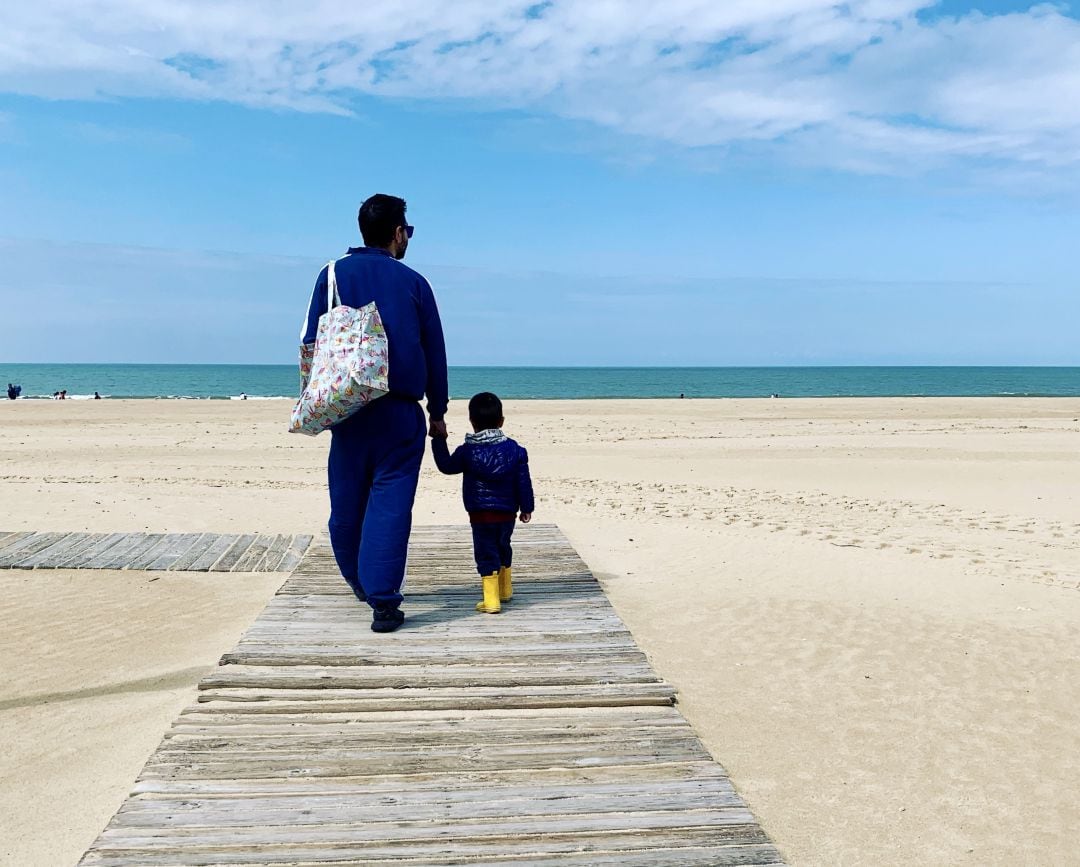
[301,194,448,633]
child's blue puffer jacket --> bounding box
[431,436,535,514]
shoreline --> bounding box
[9,392,1080,400]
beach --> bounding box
[2,397,1079,865]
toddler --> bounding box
[432,392,534,613]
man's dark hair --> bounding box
[358,194,407,248]
[468,392,503,431]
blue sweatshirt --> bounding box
[301,247,448,420]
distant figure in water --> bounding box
[52,391,60,400]
[94,391,101,400]
[770,393,780,399]
[6,383,16,400]
[60,390,67,400]
[679,393,685,399]
[240,392,248,400]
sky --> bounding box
[0,0,1078,365]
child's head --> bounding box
[468,392,504,432]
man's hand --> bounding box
[519,512,532,524]
[429,419,448,439]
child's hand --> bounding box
[519,512,532,523]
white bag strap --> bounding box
[299,259,343,341]
[326,260,341,309]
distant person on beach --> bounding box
[431,392,534,614]
[240,392,248,400]
[94,391,101,400]
[300,193,447,633]
[6,383,15,400]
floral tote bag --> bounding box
[289,260,389,435]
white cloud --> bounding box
[1,1,1078,174]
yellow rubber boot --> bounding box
[498,566,513,602]
[476,572,501,613]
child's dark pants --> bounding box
[471,521,514,576]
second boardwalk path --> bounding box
[79,524,785,865]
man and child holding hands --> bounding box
[300,193,534,633]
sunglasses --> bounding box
[403,225,414,239]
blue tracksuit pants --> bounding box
[327,397,425,609]
[471,521,515,576]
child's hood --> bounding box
[463,435,523,480]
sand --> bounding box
[0,567,284,866]
[2,397,1079,865]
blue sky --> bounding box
[1,0,1078,365]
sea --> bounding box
[3,364,1080,400]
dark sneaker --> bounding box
[371,606,405,633]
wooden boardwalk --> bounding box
[78,524,785,866]
[0,531,311,572]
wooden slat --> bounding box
[197,661,661,691]
[77,526,783,865]
[82,830,777,866]
[256,534,292,572]
[165,707,696,738]
[129,760,731,798]
[139,742,712,780]
[0,532,67,567]
[149,533,205,571]
[162,533,213,571]
[194,682,678,713]
[37,532,114,568]
[187,534,238,572]
[54,532,125,568]
[83,533,148,569]
[96,809,760,845]
[122,534,172,570]
[113,784,744,827]
[209,534,256,572]
[0,532,319,573]
[276,534,313,573]
[99,533,165,570]
[0,531,32,553]
[17,532,95,568]
[83,839,779,867]
[231,534,273,572]
[218,647,648,667]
